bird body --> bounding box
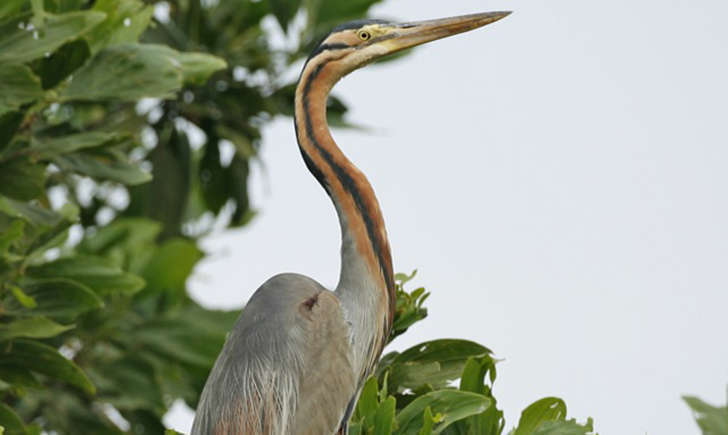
[191,273,356,434]
[191,11,510,435]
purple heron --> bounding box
[191,11,510,435]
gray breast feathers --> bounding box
[191,273,356,435]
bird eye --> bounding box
[358,30,371,41]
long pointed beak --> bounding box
[384,11,511,53]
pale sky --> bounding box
[169,1,728,433]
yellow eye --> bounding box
[358,30,371,41]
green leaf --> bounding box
[348,421,362,435]
[0,219,24,256]
[514,397,567,435]
[374,395,396,434]
[460,357,489,395]
[391,283,429,342]
[684,394,728,435]
[140,238,203,296]
[384,339,492,393]
[0,339,95,394]
[0,365,42,390]
[86,0,154,53]
[24,216,74,262]
[132,318,224,368]
[76,217,161,261]
[0,0,28,20]
[0,403,25,434]
[38,39,91,89]
[0,63,44,115]
[395,270,417,285]
[28,255,145,295]
[0,111,24,153]
[61,43,226,101]
[175,52,228,85]
[61,43,186,101]
[0,158,46,201]
[419,406,434,435]
[532,418,595,435]
[458,356,503,435]
[0,11,106,64]
[30,131,125,157]
[126,125,190,238]
[356,376,379,426]
[0,195,61,227]
[52,151,151,185]
[5,278,103,319]
[89,357,164,413]
[395,390,491,435]
[0,316,74,341]
[9,285,36,309]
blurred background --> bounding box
[179,0,728,434]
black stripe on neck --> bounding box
[295,59,395,298]
[306,43,350,63]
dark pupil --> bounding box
[360,32,370,40]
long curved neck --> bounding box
[293,53,395,377]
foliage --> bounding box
[344,274,596,435]
[0,0,390,433]
[684,392,728,435]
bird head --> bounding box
[305,12,511,81]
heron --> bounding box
[191,11,510,435]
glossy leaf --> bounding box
[0,158,46,201]
[30,131,125,157]
[683,395,728,434]
[61,44,183,101]
[86,0,154,53]
[132,315,229,368]
[140,238,203,296]
[395,390,491,435]
[38,39,91,89]
[374,395,397,434]
[419,406,434,435]
[0,0,28,20]
[533,418,595,435]
[0,365,42,390]
[27,255,145,295]
[90,357,164,413]
[356,376,379,427]
[176,52,228,85]
[383,339,492,392]
[0,111,24,153]
[6,278,104,319]
[0,339,95,394]
[457,356,504,435]
[514,397,567,435]
[61,44,225,101]
[0,11,106,64]
[126,127,191,238]
[0,219,24,256]
[0,195,61,227]
[52,151,151,185]
[0,63,43,115]
[0,316,74,341]
[0,403,25,434]
[9,285,37,309]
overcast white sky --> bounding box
[169,1,728,433]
